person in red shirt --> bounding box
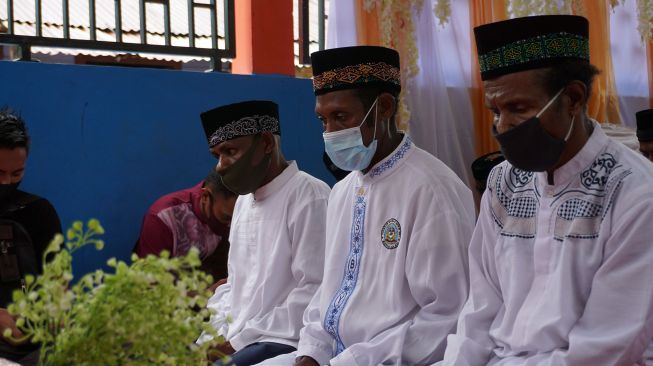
[135,169,236,280]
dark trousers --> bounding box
[214,342,296,366]
[0,340,39,366]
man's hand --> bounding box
[208,278,228,294]
[0,308,25,346]
[294,356,320,366]
[207,341,236,361]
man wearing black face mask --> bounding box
[440,15,653,366]
[196,101,330,366]
[135,169,237,281]
[636,108,653,162]
[0,108,61,365]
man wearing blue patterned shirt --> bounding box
[260,46,475,366]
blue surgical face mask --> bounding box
[323,97,379,171]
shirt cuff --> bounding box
[329,348,357,366]
[297,342,333,366]
[229,332,248,351]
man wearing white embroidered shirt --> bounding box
[440,15,653,365]
[266,46,475,366]
[197,100,330,366]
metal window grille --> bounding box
[0,0,235,72]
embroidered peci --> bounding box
[208,115,280,147]
[479,32,589,74]
[312,62,401,93]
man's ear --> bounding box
[565,80,587,116]
[200,186,211,203]
[377,92,396,123]
[261,131,276,154]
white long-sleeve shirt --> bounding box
[297,135,475,366]
[199,161,330,350]
[441,122,653,365]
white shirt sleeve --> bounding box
[297,289,336,366]
[329,205,473,366]
[229,197,328,350]
[442,192,503,366]
[197,282,233,345]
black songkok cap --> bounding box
[310,46,401,96]
[636,108,653,142]
[201,100,280,148]
[474,15,590,81]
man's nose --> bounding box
[495,115,519,135]
[215,159,230,174]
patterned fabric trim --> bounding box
[313,62,400,92]
[479,32,589,74]
[208,115,280,147]
[490,165,539,239]
[557,198,602,220]
[580,153,617,191]
[324,192,367,356]
[369,137,412,179]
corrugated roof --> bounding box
[1,0,226,37]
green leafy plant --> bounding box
[5,219,225,365]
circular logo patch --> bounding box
[381,218,401,249]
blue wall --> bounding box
[0,61,334,276]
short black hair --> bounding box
[350,87,399,127]
[204,169,236,198]
[0,108,30,152]
[538,60,600,103]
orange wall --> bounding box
[232,0,294,76]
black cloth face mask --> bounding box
[0,181,21,203]
[219,134,271,195]
[492,89,574,172]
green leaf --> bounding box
[13,218,219,364]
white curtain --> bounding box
[609,0,651,128]
[326,0,358,48]
[406,0,475,187]
[326,0,477,187]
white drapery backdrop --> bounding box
[326,0,477,187]
[610,0,650,128]
[325,0,651,187]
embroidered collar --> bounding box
[363,135,412,180]
[253,161,299,201]
[535,120,609,190]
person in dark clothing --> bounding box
[0,108,62,365]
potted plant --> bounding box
[4,219,225,365]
